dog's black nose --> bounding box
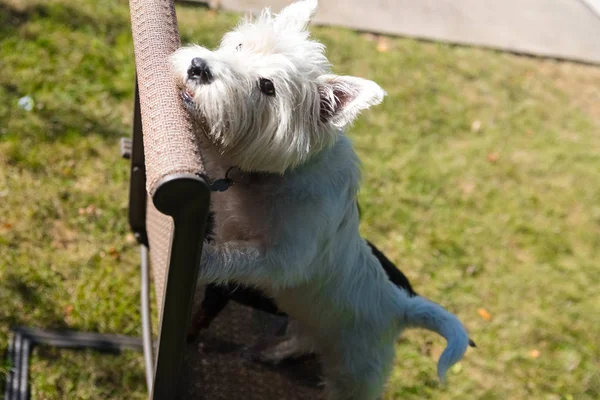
[187,57,213,83]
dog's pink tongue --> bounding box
[181,88,195,103]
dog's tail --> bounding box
[403,295,471,382]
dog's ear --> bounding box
[318,75,386,128]
[275,0,318,31]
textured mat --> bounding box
[181,300,324,400]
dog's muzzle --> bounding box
[187,57,213,84]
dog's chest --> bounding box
[199,142,277,246]
[210,182,271,245]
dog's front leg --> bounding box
[199,240,312,289]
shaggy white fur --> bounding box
[171,1,470,398]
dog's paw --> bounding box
[241,344,287,365]
[242,336,311,365]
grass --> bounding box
[1,0,599,398]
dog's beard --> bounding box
[181,88,225,151]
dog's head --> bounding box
[171,0,385,174]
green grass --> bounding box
[1,0,599,398]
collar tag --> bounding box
[209,178,233,192]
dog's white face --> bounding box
[171,0,385,174]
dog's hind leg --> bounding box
[187,284,230,340]
[321,336,396,400]
[244,319,315,364]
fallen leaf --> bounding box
[477,307,493,321]
[460,181,476,195]
[487,152,499,163]
[529,349,540,359]
[451,363,463,374]
[125,233,136,244]
[377,37,389,53]
[471,120,482,133]
[108,247,121,260]
[0,222,13,235]
[64,304,74,316]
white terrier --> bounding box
[171,1,471,398]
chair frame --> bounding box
[4,81,209,400]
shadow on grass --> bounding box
[1,87,128,142]
[31,345,146,399]
[0,1,133,142]
[33,99,127,141]
[0,2,126,41]
[1,273,69,332]
[0,3,30,35]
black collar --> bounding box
[208,166,240,192]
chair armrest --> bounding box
[129,0,205,197]
[151,173,210,400]
[128,1,211,398]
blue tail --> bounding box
[403,296,470,382]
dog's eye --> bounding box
[236,43,242,51]
[259,78,275,96]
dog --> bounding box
[186,200,418,337]
[171,1,471,398]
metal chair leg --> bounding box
[141,244,155,393]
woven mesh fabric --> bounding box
[182,298,324,399]
[146,196,173,314]
[129,0,205,197]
